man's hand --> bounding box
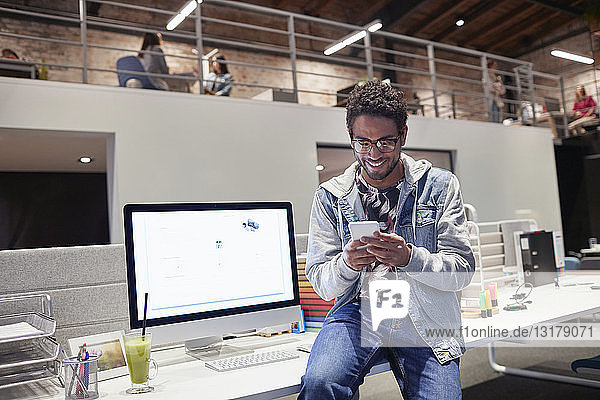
[360,231,412,268]
[343,240,377,271]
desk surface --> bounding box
[3,272,600,399]
[0,333,318,400]
[464,272,600,347]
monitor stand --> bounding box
[185,336,253,361]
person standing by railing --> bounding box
[487,60,505,123]
[138,33,169,91]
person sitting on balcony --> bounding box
[1,49,19,60]
[204,55,232,96]
[568,84,598,135]
[138,32,169,91]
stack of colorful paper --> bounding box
[297,256,334,332]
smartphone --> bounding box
[349,221,380,241]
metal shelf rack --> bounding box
[0,294,61,389]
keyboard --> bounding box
[204,349,299,372]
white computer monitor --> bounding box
[123,202,301,358]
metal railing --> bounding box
[1,0,593,133]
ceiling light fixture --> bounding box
[204,48,219,59]
[167,0,202,31]
[324,19,382,56]
[367,20,383,33]
[550,49,594,64]
[343,30,367,46]
[316,165,324,171]
[455,18,465,27]
[78,156,93,164]
[324,42,346,56]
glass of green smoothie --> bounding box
[123,332,158,394]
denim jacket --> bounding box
[306,153,475,364]
[204,72,232,96]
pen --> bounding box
[63,350,77,397]
[62,349,90,397]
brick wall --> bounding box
[4,1,585,116]
[0,13,371,107]
[519,27,599,109]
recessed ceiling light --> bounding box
[455,19,465,27]
[78,156,93,164]
[316,165,324,171]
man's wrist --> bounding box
[401,243,413,267]
[341,254,362,275]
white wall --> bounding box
[0,78,562,242]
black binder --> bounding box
[519,231,557,287]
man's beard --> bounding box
[358,155,400,181]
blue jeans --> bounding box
[490,100,502,123]
[298,302,461,400]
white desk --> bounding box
[464,272,600,387]
[66,333,315,400]
[0,331,391,400]
[3,273,600,399]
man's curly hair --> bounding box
[345,80,407,138]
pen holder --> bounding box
[63,355,99,400]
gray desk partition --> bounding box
[0,245,129,351]
[0,236,309,352]
[294,233,308,255]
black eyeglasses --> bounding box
[351,136,401,153]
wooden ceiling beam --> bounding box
[403,1,467,37]
[511,24,590,57]
[359,0,428,31]
[523,0,584,16]
[488,12,577,52]
[306,0,337,17]
[459,3,539,47]
[275,0,294,10]
[431,0,501,42]
[347,0,426,57]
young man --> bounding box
[299,80,475,400]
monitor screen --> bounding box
[123,202,300,333]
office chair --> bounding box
[463,203,478,222]
[116,56,163,90]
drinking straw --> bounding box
[142,292,148,337]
